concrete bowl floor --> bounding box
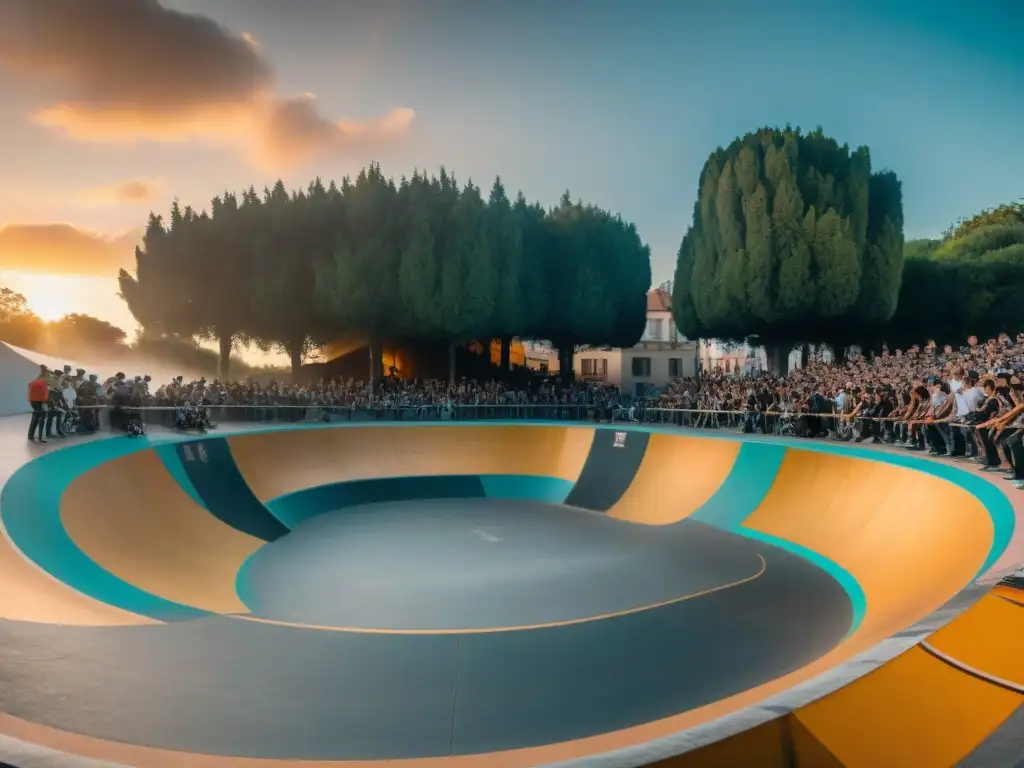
[237,498,772,631]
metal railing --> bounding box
[54,402,966,436]
[72,403,598,430]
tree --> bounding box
[119,209,200,343]
[247,180,325,378]
[886,222,1024,346]
[673,126,905,371]
[47,313,128,351]
[487,177,524,372]
[192,192,256,380]
[452,180,498,342]
[397,172,443,336]
[541,193,650,377]
[943,200,1024,242]
[314,163,402,385]
[0,287,45,349]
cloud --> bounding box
[77,179,161,206]
[258,96,416,169]
[0,224,142,275]
[0,0,415,168]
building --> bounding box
[700,339,761,376]
[573,289,699,397]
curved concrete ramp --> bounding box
[0,421,1018,767]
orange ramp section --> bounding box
[793,645,1023,767]
[925,594,1024,687]
[742,450,993,650]
[647,719,792,767]
[60,450,263,613]
[992,584,1024,606]
[0,517,152,625]
[608,434,739,525]
[229,425,594,502]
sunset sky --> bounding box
[1,0,1022,362]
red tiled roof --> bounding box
[646,288,671,312]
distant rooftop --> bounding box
[647,288,671,313]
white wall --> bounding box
[574,349,624,387]
[621,346,697,395]
[640,310,678,343]
[0,343,40,416]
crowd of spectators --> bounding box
[24,333,1024,492]
[653,333,1024,490]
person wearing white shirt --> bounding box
[61,380,77,410]
[955,371,984,457]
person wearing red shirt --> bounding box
[27,366,50,443]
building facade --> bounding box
[573,289,699,397]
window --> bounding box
[646,318,663,340]
[581,358,607,378]
[581,358,594,375]
[631,357,651,377]
[668,358,683,378]
[668,319,677,341]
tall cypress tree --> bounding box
[672,126,905,369]
[398,172,442,336]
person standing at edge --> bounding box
[27,366,50,443]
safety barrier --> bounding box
[58,402,972,434]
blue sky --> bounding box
[0,0,1021,332]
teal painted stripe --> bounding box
[738,525,867,639]
[479,474,574,503]
[154,442,207,511]
[266,475,486,529]
[689,443,787,529]
[686,441,862,637]
[235,545,261,613]
[0,435,209,622]
[264,473,576,529]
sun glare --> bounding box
[0,270,135,328]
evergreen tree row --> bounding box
[119,164,652,380]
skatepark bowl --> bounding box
[0,420,1021,768]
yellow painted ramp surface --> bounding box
[992,584,1024,606]
[742,450,993,648]
[794,646,1022,768]
[649,719,790,767]
[608,435,738,525]
[927,594,1024,686]
[229,425,594,501]
[0,522,151,625]
[61,451,262,613]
